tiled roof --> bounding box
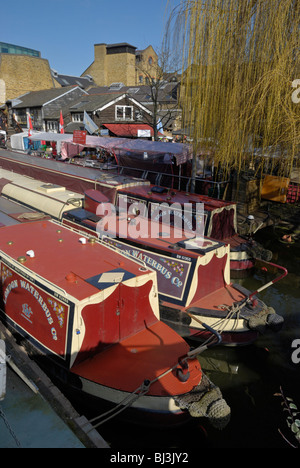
[52,72,95,89]
[87,83,178,104]
[10,86,82,108]
[69,92,125,112]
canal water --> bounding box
[0,367,85,448]
[93,226,300,450]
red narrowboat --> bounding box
[61,189,286,346]
[0,215,230,428]
[0,149,269,274]
[0,167,286,347]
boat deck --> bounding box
[0,219,151,302]
[72,320,200,395]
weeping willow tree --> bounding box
[164,0,300,180]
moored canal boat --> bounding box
[0,169,286,346]
[0,149,270,275]
[115,183,272,275]
[0,218,230,428]
[61,190,286,346]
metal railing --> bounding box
[99,162,229,198]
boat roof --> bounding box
[0,220,153,302]
[0,151,149,192]
[0,196,50,226]
[118,185,236,211]
[0,168,84,219]
[96,211,224,257]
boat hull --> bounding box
[160,279,283,346]
[54,370,192,428]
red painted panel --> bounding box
[79,286,120,362]
[1,261,69,357]
[84,189,109,214]
[191,254,228,302]
[73,130,87,145]
[78,279,158,364]
[119,281,158,340]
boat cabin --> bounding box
[116,184,237,241]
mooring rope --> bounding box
[85,381,152,430]
[0,405,21,447]
[85,348,208,430]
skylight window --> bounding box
[109,82,125,90]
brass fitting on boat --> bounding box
[17,256,27,264]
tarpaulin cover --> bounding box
[209,207,236,239]
[29,132,193,165]
[61,142,85,160]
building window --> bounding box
[116,105,133,121]
[72,113,83,122]
[0,42,40,57]
[14,110,27,125]
[148,56,153,65]
[139,75,143,84]
[135,110,143,121]
[47,121,58,132]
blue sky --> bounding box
[2,0,179,76]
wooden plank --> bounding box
[0,339,6,401]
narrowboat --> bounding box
[115,183,272,275]
[61,189,286,346]
[0,169,286,345]
[0,170,286,346]
[0,149,269,274]
[0,217,230,428]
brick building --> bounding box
[82,43,158,87]
[0,42,58,105]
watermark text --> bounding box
[95,196,205,248]
[292,79,300,104]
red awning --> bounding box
[103,123,162,137]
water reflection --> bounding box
[198,227,300,448]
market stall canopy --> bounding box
[10,131,41,151]
[29,132,193,165]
